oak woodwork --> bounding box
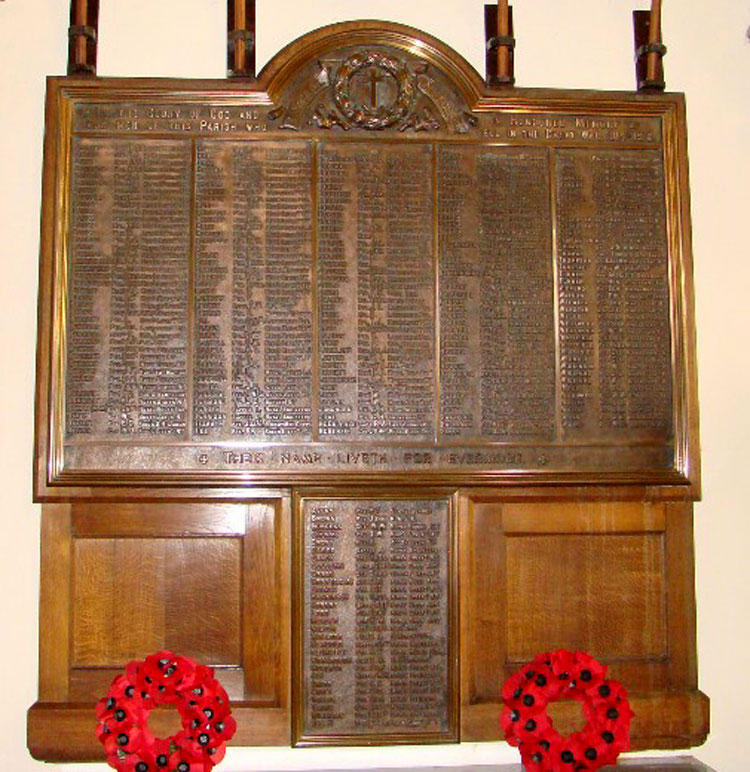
[38,505,72,701]
[29,19,706,760]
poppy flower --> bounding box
[120,750,161,772]
[209,713,237,744]
[582,677,621,707]
[182,679,231,728]
[572,651,607,689]
[166,755,209,772]
[515,678,552,714]
[501,669,528,704]
[546,650,578,686]
[96,699,146,735]
[517,749,549,772]
[499,705,523,745]
[584,697,627,729]
[515,710,555,744]
[135,651,198,701]
[102,725,146,757]
[577,724,621,767]
[177,731,218,763]
[519,730,562,772]
[145,737,173,770]
[96,675,144,718]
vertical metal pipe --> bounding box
[646,0,662,83]
[497,0,510,82]
[234,1,247,77]
[75,0,88,69]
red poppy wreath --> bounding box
[95,650,236,772]
[500,650,634,771]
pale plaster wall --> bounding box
[0,0,747,769]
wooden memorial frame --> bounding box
[28,20,707,761]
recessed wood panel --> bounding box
[72,537,241,667]
[72,539,165,666]
[505,532,667,662]
[164,539,242,662]
[464,500,676,706]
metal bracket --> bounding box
[486,35,516,52]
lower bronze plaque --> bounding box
[295,494,457,745]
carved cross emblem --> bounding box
[365,67,389,109]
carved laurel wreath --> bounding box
[333,51,415,130]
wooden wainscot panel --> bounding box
[28,499,291,761]
[459,495,708,748]
[38,504,73,702]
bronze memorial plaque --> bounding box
[29,20,705,761]
[36,32,697,493]
[295,494,456,744]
